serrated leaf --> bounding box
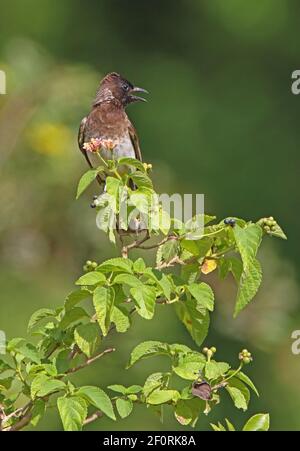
[93,286,115,336]
[187,283,214,312]
[226,384,248,411]
[113,273,142,287]
[130,171,153,190]
[175,299,210,347]
[59,307,89,330]
[228,370,259,397]
[160,239,179,263]
[234,258,262,317]
[76,169,100,199]
[110,305,130,333]
[75,271,106,286]
[130,285,156,319]
[37,379,67,397]
[12,341,41,364]
[127,341,169,368]
[97,258,133,274]
[142,372,167,397]
[31,399,46,427]
[28,309,56,332]
[173,352,206,380]
[65,289,91,311]
[74,323,100,358]
[147,389,179,405]
[174,399,193,425]
[76,386,115,420]
[205,360,230,380]
[118,157,146,172]
[116,398,133,419]
[57,396,87,431]
[243,413,270,431]
[233,224,262,269]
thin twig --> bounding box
[65,347,116,374]
[83,410,103,426]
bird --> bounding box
[78,72,148,189]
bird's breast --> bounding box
[100,135,135,161]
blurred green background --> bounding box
[0,0,300,431]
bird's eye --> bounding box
[122,83,129,91]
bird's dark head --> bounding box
[94,72,148,107]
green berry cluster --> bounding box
[239,349,252,364]
[83,260,98,272]
[203,346,217,359]
[261,216,277,234]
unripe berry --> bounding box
[243,357,251,364]
[206,349,213,359]
[210,347,217,354]
[202,347,209,354]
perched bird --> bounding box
[78,72,148,186]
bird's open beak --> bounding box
[128,86,149,103]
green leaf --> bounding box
[174,399,193,425]
[268,223,287,240]
[143,373,167,397]
[97,258,133,274]
[205,360,230,380]
[225,418,236,431]
[28,309,56,332]
[110,305,130,333]
[243,413,270,431]
[187,283,214,312]
[160,239,179,262]
[118,157,146,172]
[75,271,106,286]
[65,289,91,311]
[107,384,127,395]
[127,341,169,368]
[74,323,100,358]
[57,396,87,431]
[36,379,67,398]
[130,285,156,319]
[147,389,180,405]
[116,398,133,419]
[76,386,116,420]
[234,258,262,317]
[172,352,206,380]
[12,341,41,364]
[126,385,143,394]
[93,286,115,336]
[228,370,259,397]
[233,224,262,269]
[226,384,248,411]
[105,176,121,202]
[175,299,210,347]
[181,237,212,257]
[76,169,100,199]
[175,397,205,427]
[31,399,46,427]
[133,258,146,273]
[59,307,89,330]
[113,273,142,288]
[130,171,153,189]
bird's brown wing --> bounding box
[128,122,142,162]
[78,116,92,168]
[78,116,104,186]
